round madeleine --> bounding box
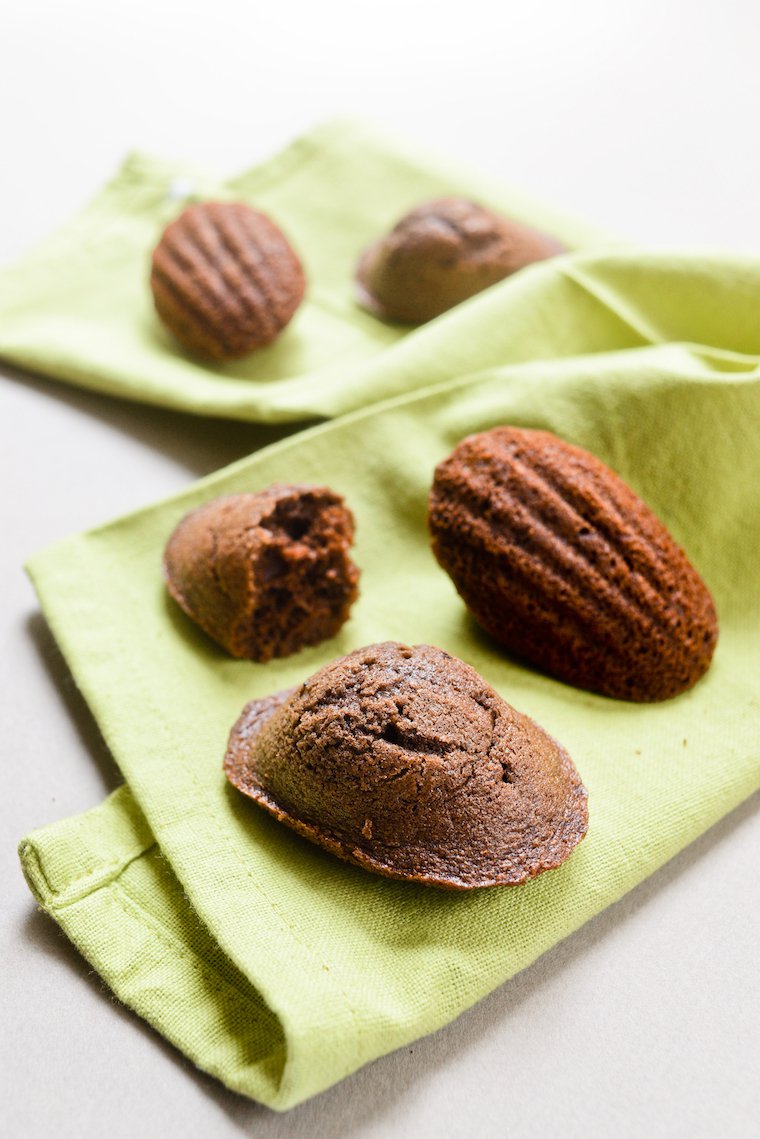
[150,200,305,359]
[224,641,588,890]
[355,197,563,323]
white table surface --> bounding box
[2,2,758,1136]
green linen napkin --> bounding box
[0,119,611,423]
[19,245,760,1107]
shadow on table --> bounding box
[26,611,122,795]
[1,363,317,478]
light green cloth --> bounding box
[15,124,760,1111]
[0,119,611,423]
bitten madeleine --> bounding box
[428,428,718,702]
[355,197,564,324]
[150,201,305,359]
[164,485,359,662]
[224,642,588,890]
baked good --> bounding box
[163,485,358,661]
[428,427,719,701]
[150,200,305,359]
[355,197,564,323]
[224,641,588,889]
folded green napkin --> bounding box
[20,238,760,1107]
[13,116,760,1112]
[0,119,610,423]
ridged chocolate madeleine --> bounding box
[355,198,564,324]
[428,428,718,702]
[224,642,588,890]
[150,201,305,359]
[164,485,359,662]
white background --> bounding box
[1,2,758,1136]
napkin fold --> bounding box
[15,124,760,1111]
[0,119,610,423]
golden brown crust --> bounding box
[224,642,588,889]
[355,198,564,324]
[164,485,359,661]
[150,201,305,359]
[428,428,719,702]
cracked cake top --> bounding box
[224,641,588,889]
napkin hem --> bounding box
[19,791,291,1107]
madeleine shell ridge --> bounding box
[164,485,359,662]
[428,428,718,702]
[150,200,306,359]
[224,642,588,890]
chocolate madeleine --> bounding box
[428,428,718,702]
[355,197,563,324]
[150,201,305,359]
[164,486,359,661]
[224,642,588,890]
